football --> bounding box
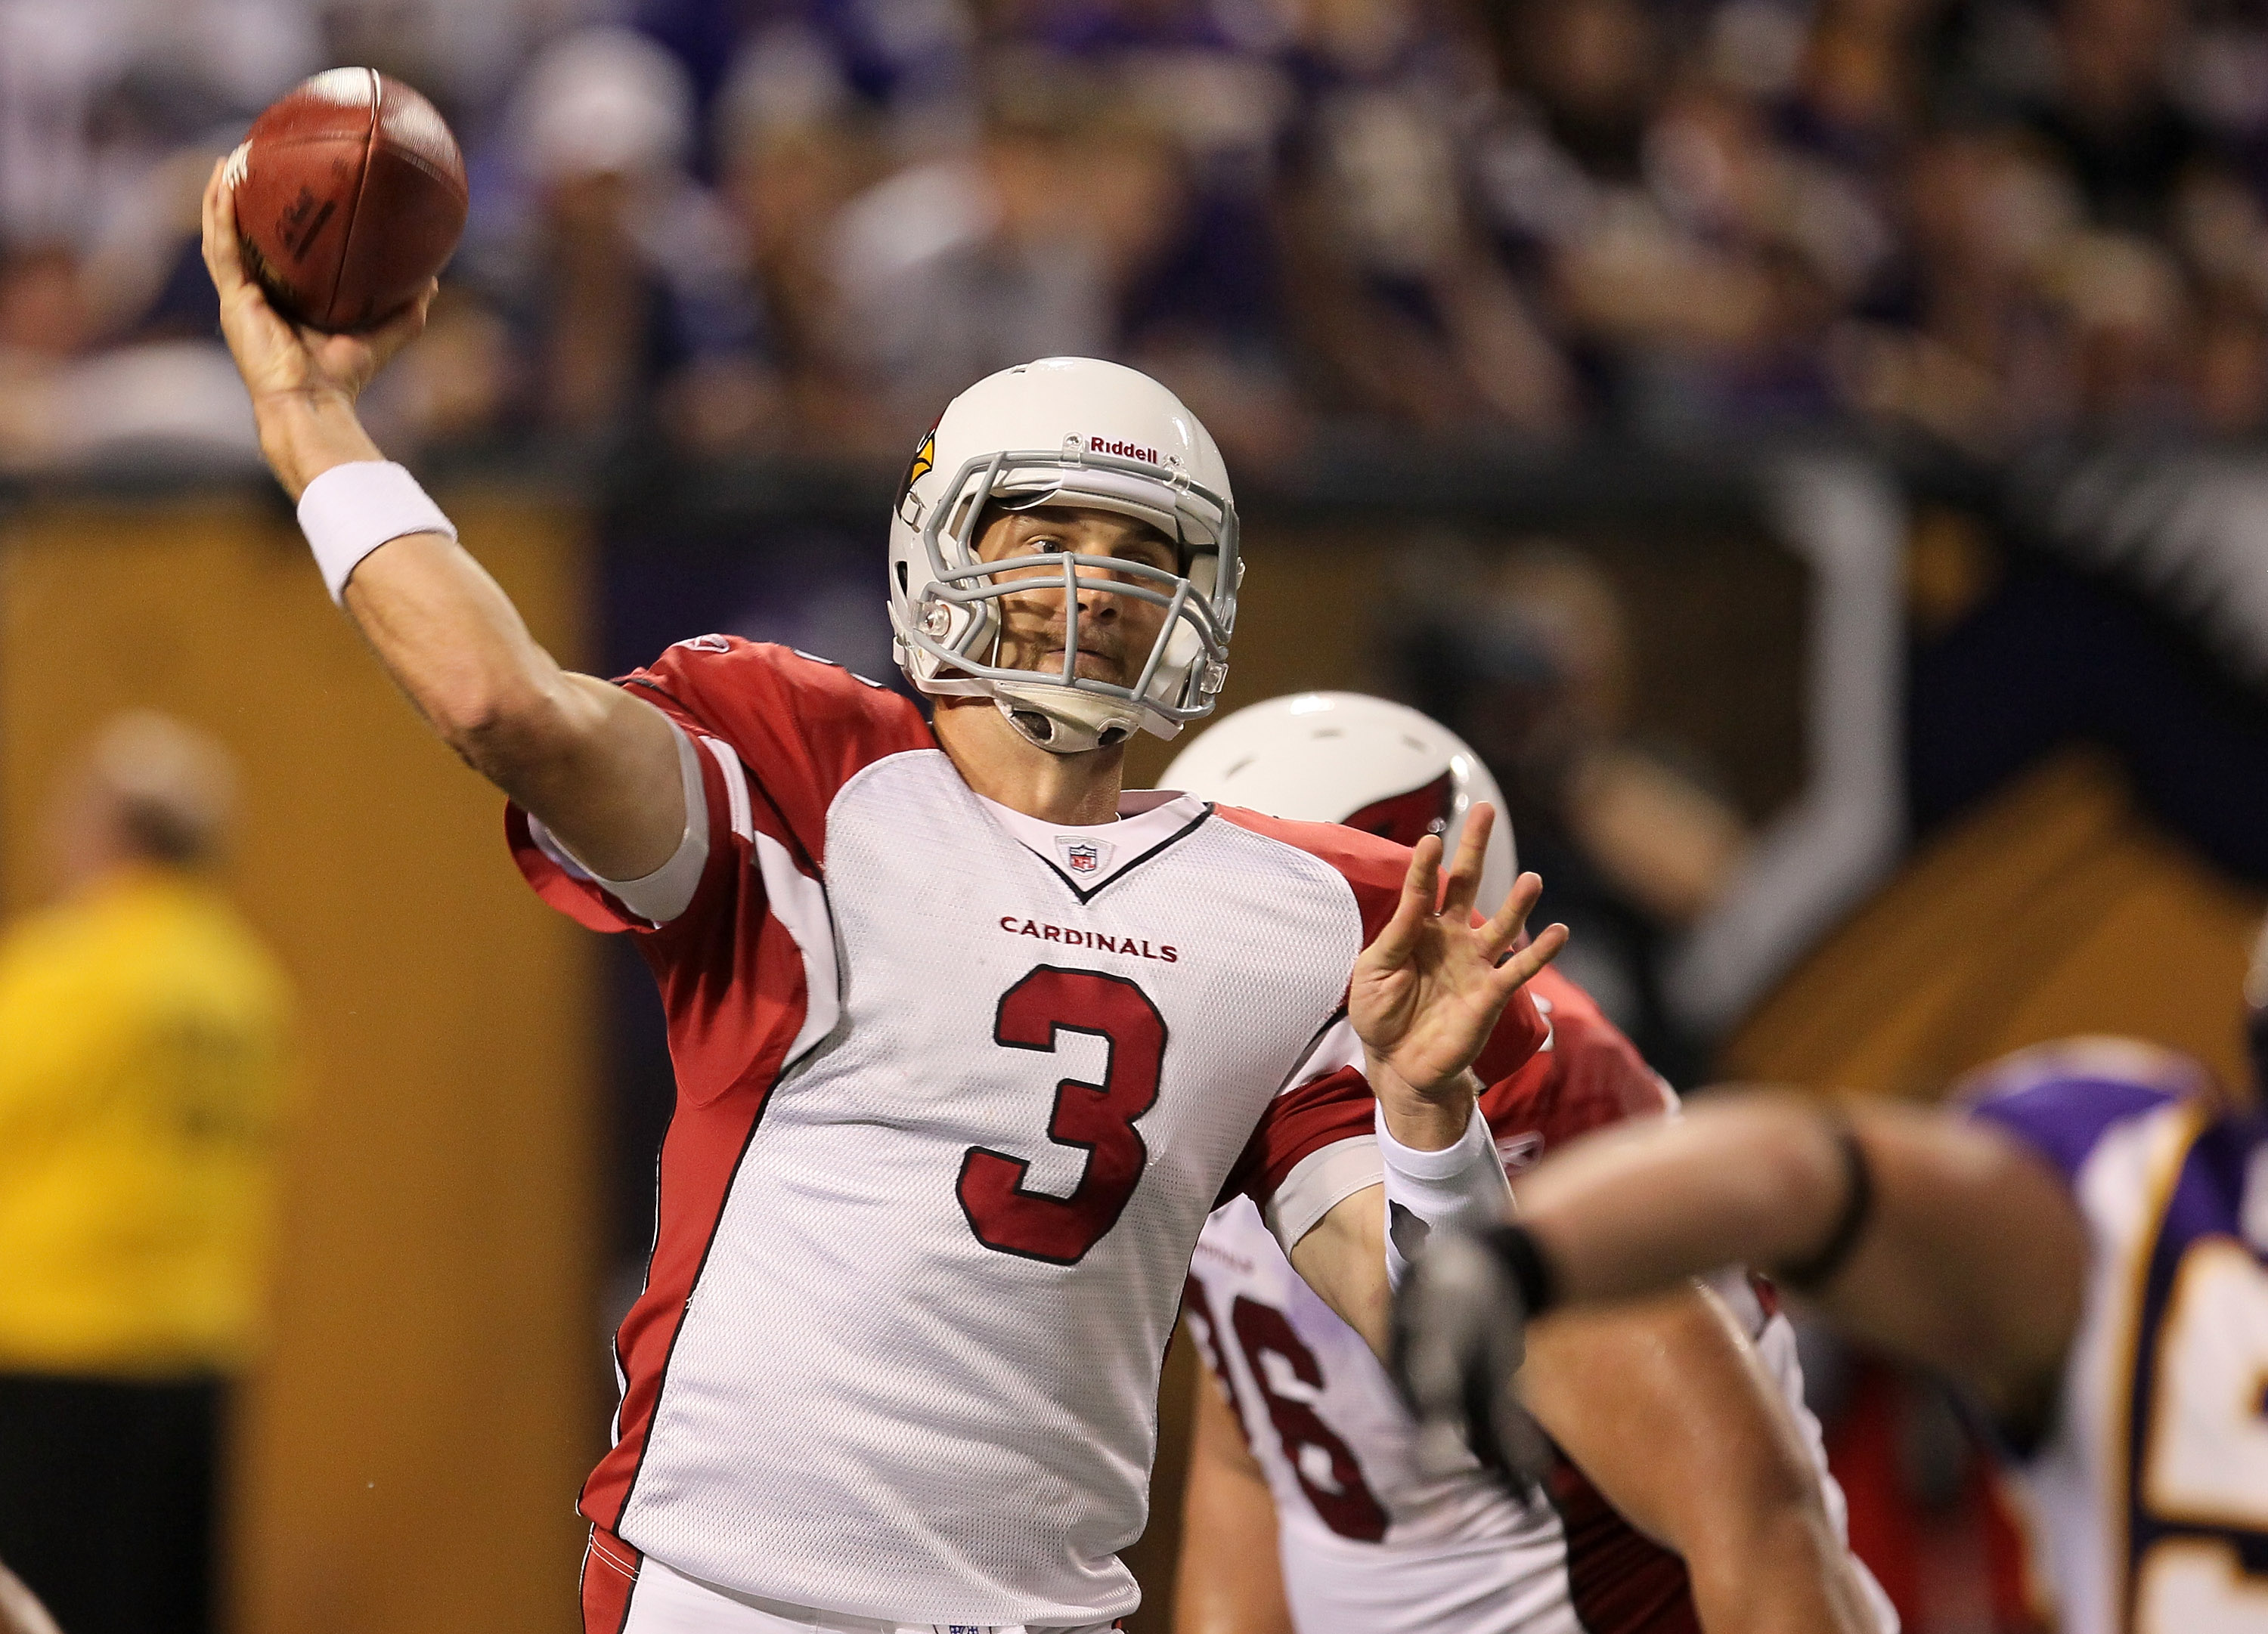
[227,67,468,333]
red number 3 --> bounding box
[958,966,1167,1264]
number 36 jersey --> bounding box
[507,639,1544,1626]
[1188,970,1890,1634]
[1966,1041,2268,1634]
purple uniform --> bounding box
[1966,1039,2268,1634]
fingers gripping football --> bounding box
[202,156,435,413]
[1351,805,1568,1107]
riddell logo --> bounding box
[1083,437,1160,466]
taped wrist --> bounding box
[296,460,457,604]
[1378,1100,1513,1289]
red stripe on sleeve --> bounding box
[1224,1063,1377,1207]
[507,803,646,933]
[506,706,744,939]
[629,637,932,868]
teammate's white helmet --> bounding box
[887,357,1241,754]
[1163,692,1519,918]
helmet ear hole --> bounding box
[897,561,909,593]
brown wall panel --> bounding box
[1724,750,2266,1100]
[0,492,598,1633]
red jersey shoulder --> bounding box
[626,636,929,759]
[1210,803,1408,944]
[1210,804,1549,1069]
[1483,967,1672,1153]
[507,639,929,937]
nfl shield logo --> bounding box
[1053,834,1114,877]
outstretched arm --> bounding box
[1512,1093,2087,1419]
[200,159,683,880]
[1522,1286,1883,1634]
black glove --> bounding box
[1389,1222,1557,1489]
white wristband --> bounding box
[1378,1100,1512,1289]
[296,460,457,605]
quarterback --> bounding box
[200,166,1566,1633]
[1399,1007,2268,1634]
[1165,695,1893,1634]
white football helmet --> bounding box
[1163,692,1519,918]
[887,357,1241,754]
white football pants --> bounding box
[622,1556,1118,1634]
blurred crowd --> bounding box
[5,0,2268,475]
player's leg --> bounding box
[0,1374,153,1634]
[116,1376,223,1634]
[0,1376,107,1630]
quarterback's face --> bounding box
[975,505,1178,687]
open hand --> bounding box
[200,155,431,491]
[1350,806,1566,1134]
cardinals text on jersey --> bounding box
[1967,1041,2268,1634]
[509,639,1548,1627]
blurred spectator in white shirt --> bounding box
[479,24,768,450]
[826,56,1182,442]
[0,0,312,250]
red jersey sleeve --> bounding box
[506,639,932,1106]
[618,636,932,870]
[507,637,931,935]
[1480,967,1675,1151]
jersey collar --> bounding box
[977,788,1211,903]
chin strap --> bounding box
[992,684,1147,754]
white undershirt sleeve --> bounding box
[1263,1135,1382,1256]
[528,720,712,925]
[1378,1100,1514,1289]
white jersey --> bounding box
[1186,970,1895,1634]
[510,639,1548,1629]
[1963,1041,2268,1634]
